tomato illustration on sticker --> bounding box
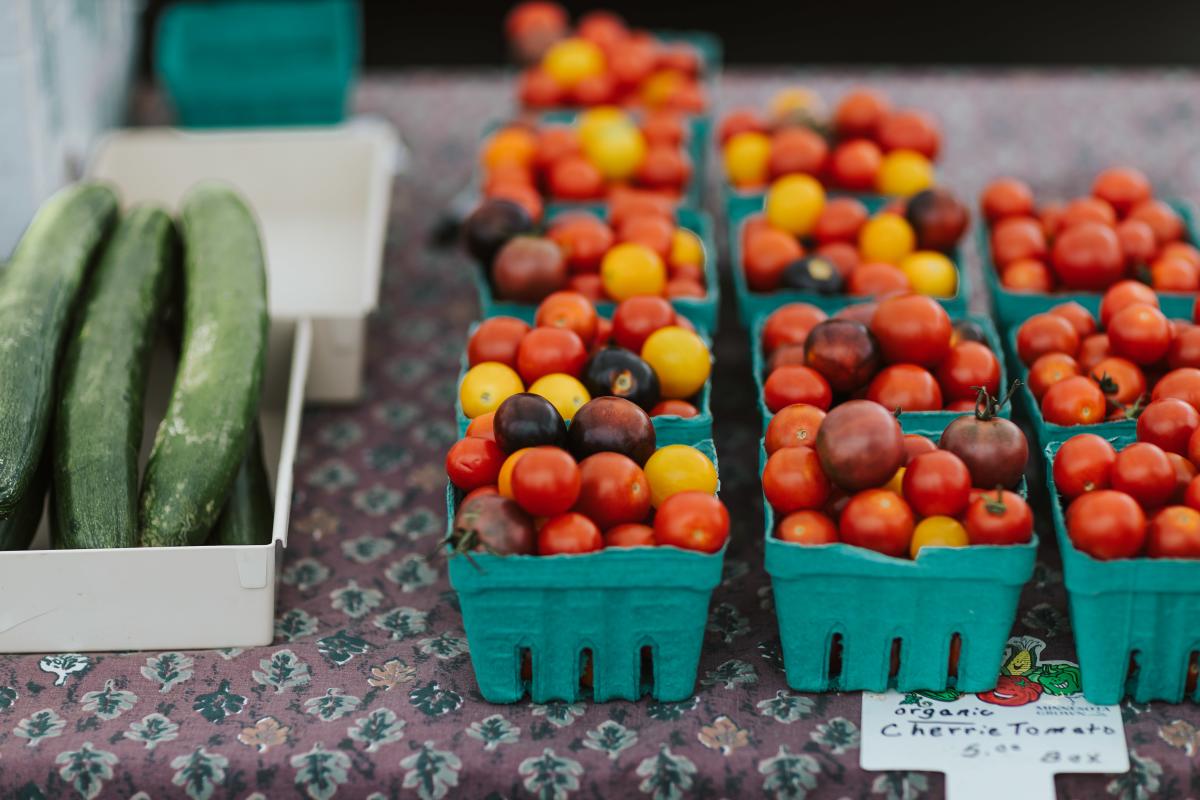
[902,636,1083,708]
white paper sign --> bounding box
[860,639,1129,799]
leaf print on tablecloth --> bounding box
[124,713,178,751]
[0,685,17,711]
[872,771,929,800]
[467,714,520,750]
[140,652,194,693]
[698,716,750,755]
[707,603,750,644]
[645,697,697,722]
[636,746,696,800]
[252,649,311,693]
[583,720,638,761]
[55,742,117,800]
[519,748,583,800]
[14,708,66,746]
[341,534,396,564]
[366,442,411,472]
[276,608,320,643]
[293,508,341,540]
[292,743,351,800]
[170,747,228,800]
[418,631,469,659]
[386,554,438,591]
[306,460,358,492]
[80,679,137,721]
[348,707,406,752]
[374,606,429,641]
[702,659,758,689]
[330,579,384,619]
[281,557,332,591]
[375,400,419,431]
[391,509,438,541]
[530,701,585,728]
[317,630,371,666]
[193,681,246,723]
[1022,602,1070,637]
[368,658,417,690]
[304,688,361,721]
[1159,719,1200,756]
[757,584,775,611]
[758,639,786,673]
[758,745,820,799]
[409,681,463,717]
[812,716,860,754]
[353,484,403,516]
[757,690,815,724]
[39,653,90,687]
[317,419,362,449]
[1107,750,1162,800]
[238,716,290,753]
[402,740,463,800]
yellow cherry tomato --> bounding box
[583,121,646,181]
[900,250,959,298]
[641,326,711,399]
[528,373,590,421]
[497,447,532,498]
[909,515,969,558]
[460,362,524,418]
[876,149,935,196]
[643,444,719,507]
[723,131,772,188]
[858,212,916,264]
[542,37,605,87]
[578,106,630,148]
[765,174,826,237]
[601,242,667,300]
[884,466,906,495]
[768,86,825,126]
[641,69,685,108]
[669,228,705,268]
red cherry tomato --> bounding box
[743,228,804,292]
[829,139,883,191]
[653,491,730,553]
[1151,255,1200,292]
[650,399,700,418]
[839,489,915,557]
[764,366,833,413]
[762,303,828,354]
[512,446,582,517]
[877,109,941,159]
[468,317,532,367]
[1129,199,1184,246]
[763,445,832,513]
[446,437,505,491]
[1168,327,1200,370]
[1015,313,1080,366]
[1001,259,1055,292]
[548,215,614,274]
[1185,475,1200,510]
[991,217,1047,267]
[1041,376,1106,426]
[604,523,656,548]
[549,156,606,201]
[902,450,972,517]
[776,510,839,545]
[1116,219,1157,266]
[1060,196,1116,229]
[867,364,943,412]
[1088,356,1146,407]
[1053,434,1117,500]
[1092,167,1152,216]
[936,342,1001,402]
[1111,442,1176,509]
[1028,353,1080,401]
[765,403,826,454]
[1169,453,1197,503]
[847,262,911,296]
[1066,490,1146,559]
[903,434,938,463]
[964,489,1034,545]
[618,215,675,261]
[465,411,496,441]
[980,178,1034,222]
[767,127,829,180]
[636,146,692,192]
[1100,280,1159,329]
[1077,334,1112,374]
[1153,368,1200,412]
[1137,399,1200,456]
[1148,506,1200,558]
[1107,303,1171,366]
[718,108,767,146]
[574,452,651,531]
[869,294,953,368]
[1049,301,1098,339]
[611,296,675,352]
[834,89,891,139]
[568,273,606,302]
[538,512,603,555]
[516,327,588,383]
[1051,222,1124,290]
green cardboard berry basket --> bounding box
[471,207,719,333]
[1003,325,1136,449]
[751,310,1009,439]
[728,199,970,328]
[978,198,1199,332]
[1046,437,1200,704]
[454,324,713,447]
[761,443,1037,693]
[445,440,723,703]
[155,0,359,127]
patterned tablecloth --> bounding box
[3,70,1200,800]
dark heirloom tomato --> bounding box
[1111,442,1176,509]
[1015,313,1079,366]
[765,403,826,454]
[582,347,662,410]
[870,294,952,368]
[776,510,839,544]
[1053,434,1117,500]
[950,318,988,346]
[802,319,881,393]
[451,494,536,556]
[867,364,943,412]
[567,397,656,465]
[816,400,905,491]
[1066,490,1146,560]
[1041,376,1105,426]
[1136,399,1200,456]
[463,198,535,265]
[763,446,831,514]
[938,390,1028,489]
[906,188,968,252]
[902,450,972,517]
[764,366,833,413]
[574,452,651,531]
[839,489,915,557]
[963,490,1033,545]
[937,342,1001,402]
[493,393,568,452]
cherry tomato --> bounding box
[549,156,606,201]
[538,512,603,555]
[1053,433,1117,500]
[1077,333,1111,374]
[446,437,505,491]
[1067,490,1146,559]
[763,444,832,514]
[461,362,525,419]
[1111,442,1175,509]
[867,364,943,411]
[1107,303,1171,366]
[964,489,1034,545]
[1137,398,1200,455]
[903,434,938,463]
[1099,280,1159,329]
[1000,258,1055,292]
[1169,453,1197,502]
[516,327,588,384]
[468,317,532,368]
[991,216,1046,267]
[1151,255,1200,292]
[567,273,605,302]
[847,262,911,296]
[1028,353,1080,401]
[1116,219,1157,266]
[980,178,1034,222]
[636,145,692,192]
[1092,167,1152,216]
[767,126,828,180]
[1089,356,1146,408]
[1049,301,1097,339]
[463,484,500,504]
[877,109,941,159]
[1041,376,1106,426]
[547,214,614,273]
[834,88,891,139]
[618,215,675,261]
[776,510,839,545]
[535,290,598,343]
[1051,222,1124,290]
[814,197,870,244]
[764,366,833,413]
[1060,196,1116,229]
[653,491,730,553]
[665,277,705,299]
[816,242,861,279]
[574,452,651,531]
[829,139,883,191]
[611,296,674,352]
[650,399,700,418]
[1129,199,1184,245]
[1153,368,1200,412]
[718,108,767,146]
[641,110,686,148]
[1015,313,1079,366]
[643,445,718,507]
[936,342,1001,402]
[604,523,656,548]
[511,446,582,517]
[1147,506,1200,558]
[910,515,969,557]
[765,403,826,454]
[1168,327,1200,370]
[465,411,496,442]
[869,294,952,368]
[743,227,803,292]
[1186,475,1200,510]
[902,450,972,517]
[762,303,828,354]
[839,489,915,557]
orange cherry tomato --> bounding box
[535,290,598,343]
[877,109,941,159]
[1028,353,1081,401]
[1001,259,1055,292]
[549,156,606,201]
[829,139,883,191]
[768,127,829,180]
[833,88,891,139]
[1060,197,1116,229]
[1092,166,1152,216]
[775,510,838,545]
[991,216,1047,267]
[981,178,1034,222]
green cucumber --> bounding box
[0,452,48,550]
[0,183,118,515]
[214,425,273,546]
[140,184,268,547]
[52,207,177,549]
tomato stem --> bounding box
[971,380,1021,421]
[984,487,1008,516]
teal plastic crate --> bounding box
[761,443,1036,693]
[728,199,970,328]
[751,310,1010,439]
[1046,437,1200,704]
[155,0,359,128]
[1003,325,1136,449]
[471,207,720,333]
[446,440,723,703]
[978,198,1199,331]
[454,324,713,447]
